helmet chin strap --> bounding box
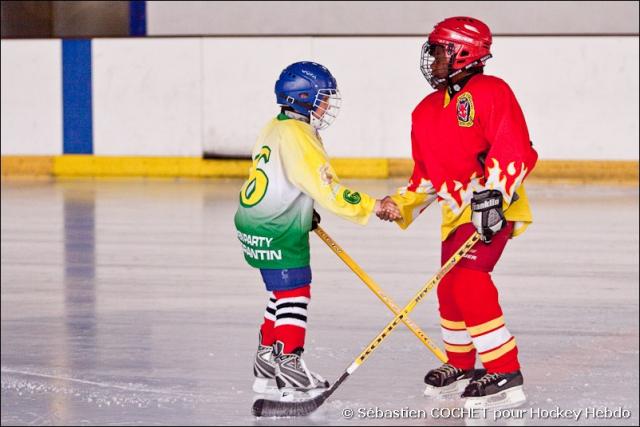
[441,53,492,92]
[447,53,492,82]
[281,108,310,123]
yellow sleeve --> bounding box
[280,128,376,225]
[390,178,438,229]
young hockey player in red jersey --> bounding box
[378,17,538,409]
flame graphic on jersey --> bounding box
[400,178,435,195]
[484,158,528,202]
[437,172,482,215]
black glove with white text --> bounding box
[471,190,505,244]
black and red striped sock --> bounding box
[259,292,276,346]
[273,285,311,354]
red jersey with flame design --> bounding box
[391,74,538,240]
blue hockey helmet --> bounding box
[275,61,342,130]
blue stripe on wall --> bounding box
[62,40,93,155]
[130,1,147,36]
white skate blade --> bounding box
[254,377,326,400]
[424,379,470,398]
[463,385,526,410]
[278,387,325,402]
[252,386,325,403]
[252,377,274,394]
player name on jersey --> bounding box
[237,231,283,261]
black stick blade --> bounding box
[252,393,326,417]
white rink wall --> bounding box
[92,39,202,157]
[1,36,638,160]
[0,40,62,155]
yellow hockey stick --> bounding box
[253,231,480,417]
[314,226,447,363]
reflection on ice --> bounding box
[2,179,638,425]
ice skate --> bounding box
[423,363,479,398]
[462,370,526,410]
[273,341,329,397]
[252,333,277,394]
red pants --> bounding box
[438,222,520,373]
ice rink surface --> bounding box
[1,178,638,426]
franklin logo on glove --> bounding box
[471,189,505,244]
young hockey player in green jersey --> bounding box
[235,61,400,394]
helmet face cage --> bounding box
[420,39,491,89]
[310,88,341,130]
[420,41,453,89]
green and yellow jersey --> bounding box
[234,113,376,269]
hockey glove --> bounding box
[471,189,505,244]
[311,210,321,231]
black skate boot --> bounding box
[252,332,277,394]
[424,363,476,397]
[273,341,329,394]
[462,370,526,410]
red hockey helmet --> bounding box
[421,17,493,89]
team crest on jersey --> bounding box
[456,92,475,127]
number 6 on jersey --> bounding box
[240,146,271,207]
